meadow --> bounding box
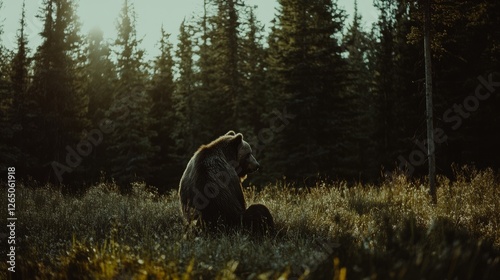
[1,166,499,279]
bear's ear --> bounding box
[225,130,236,136]
[231,133,243,144]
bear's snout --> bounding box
[251,162,260,172]
[247,155,260,173]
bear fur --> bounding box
[243,204,275,235]
[179,131,274,234]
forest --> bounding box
[1,1,500,279]
[0,0,499,192]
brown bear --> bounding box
[179,131,274,234]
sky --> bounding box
[1,0,378,60]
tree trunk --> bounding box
[424,0,437,204]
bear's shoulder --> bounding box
[197,135,237,158]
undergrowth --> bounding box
[1,166,499,279]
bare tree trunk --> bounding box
[424,0,437,204]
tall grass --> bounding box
[1,166,499,279]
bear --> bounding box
[242,204,275,235]
[178,131,274,234]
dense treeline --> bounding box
[0,0,499,191]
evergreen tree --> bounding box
[30,0,89,183]
[106,0,156,187]
[148,27,178,189]
[407,0,500,175]
[194,0,219,142]
[172,20,201,163]
[9,0,36,174]
[11,1,29,100]
[212,0,242,121]
[372,0,397,170]
[0,0,17,171]
[85,27,115,124]
[173,0,242,148]
[371,0,423,175]
[0,0,9,82]
[0,0,10,100]
[238,6,267,134]
[342,0,377,179]
[193,0,244,140]
[84,27,116,183]
[266,0,347,181]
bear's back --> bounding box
[179,138,246,225]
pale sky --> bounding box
[1,0,378,60]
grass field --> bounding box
[1,166,499,279]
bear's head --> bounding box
[224,131,260,179]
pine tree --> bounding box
[372,0,397,170]
[86,27,115,124]
[371,0,423,176]
[11,1,29,100]
[8,0,37,174]
[0,0,6,74]
[30,0,89,183]
[193,0,244,139]
[266,0,347,181]
[83,27,116,183]
[172,20,199,158]
[0,0,18,171]
[212,0,242,121]
[106,0,156,187]
[0,0,10,82]
[341,0,377,179]
[148,27,178,189]
[406,0,500,176]
[238,6,267,134]
[0,0,10,100]
[194,1,220,142]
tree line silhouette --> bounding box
[0,0,499,192]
